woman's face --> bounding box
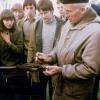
[3,19,14,29]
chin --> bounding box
[7,27,12,29]
[44,21,49,24]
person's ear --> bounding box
[81,7,87,14]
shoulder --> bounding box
[55,16,63,24]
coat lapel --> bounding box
[58,21,72,53]
[35,20,43,52]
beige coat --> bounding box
[47,8,100,100]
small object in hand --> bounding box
[38,65,46,71]
[35,56,38,62]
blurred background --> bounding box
[0,0,100,16]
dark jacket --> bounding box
[0,28,23,66]
[35,16,63,52]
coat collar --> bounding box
[23,16,35,23]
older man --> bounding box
[36,0,100,100]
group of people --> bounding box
[0,0,100,100]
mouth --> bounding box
[6,25,12,28]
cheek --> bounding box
[71,13,78,20]
[3,21,7,26]
[47,13,52,18]
[43,14,49,18]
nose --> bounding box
[8,20,12,23]
[7,20,13,25]
[15,11,19,16]
[41,13,47,19]
[65,13,70,19]
[42,14,46,18]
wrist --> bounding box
[57,67,62,73]
[7,41,12,45]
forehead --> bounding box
[63,4,81,11]
[25,4,35,8]
[3,18,14,21]
[39,10,52,14]
[57,3,63,7]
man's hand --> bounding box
[35,52,49,64]
[1,32,11,44]
[43,65,62,76]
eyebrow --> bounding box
[65,9,73,12]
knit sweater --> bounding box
[42,17,57,54]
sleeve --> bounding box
[47,45,58,64]
[27,23,36,63]
[62,32,100,79]
[8,30,23,54]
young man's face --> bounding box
[24,4,35,17]
[13,10,23,20]
[39,10,53,24]
[3,19,14,29]
[63,4,85,25]
[57,3,66,17]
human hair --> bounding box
[37,0,54,11]
[56,0,61,4]
[23,0,36,9]
[11,3,23,12]
[0,9,16,32]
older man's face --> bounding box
[63,4,85,25]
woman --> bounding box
[0,9,30,100]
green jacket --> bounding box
[0,28,23,66]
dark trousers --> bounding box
[92,76,100,100]
[0,72,31,100]
[31,72,53,100]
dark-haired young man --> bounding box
[27,0,63,100]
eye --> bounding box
[65,10,73,13]
[30,7,33,10]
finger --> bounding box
[35,56,38,62]
[43,70,53,76]
[43,71,50,76]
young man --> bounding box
[11,3,24,21]
[27,0,63,100]
[17,0,37,100]
[36,0,100,100]
[56,0,67,23]
[18,0,37,63]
